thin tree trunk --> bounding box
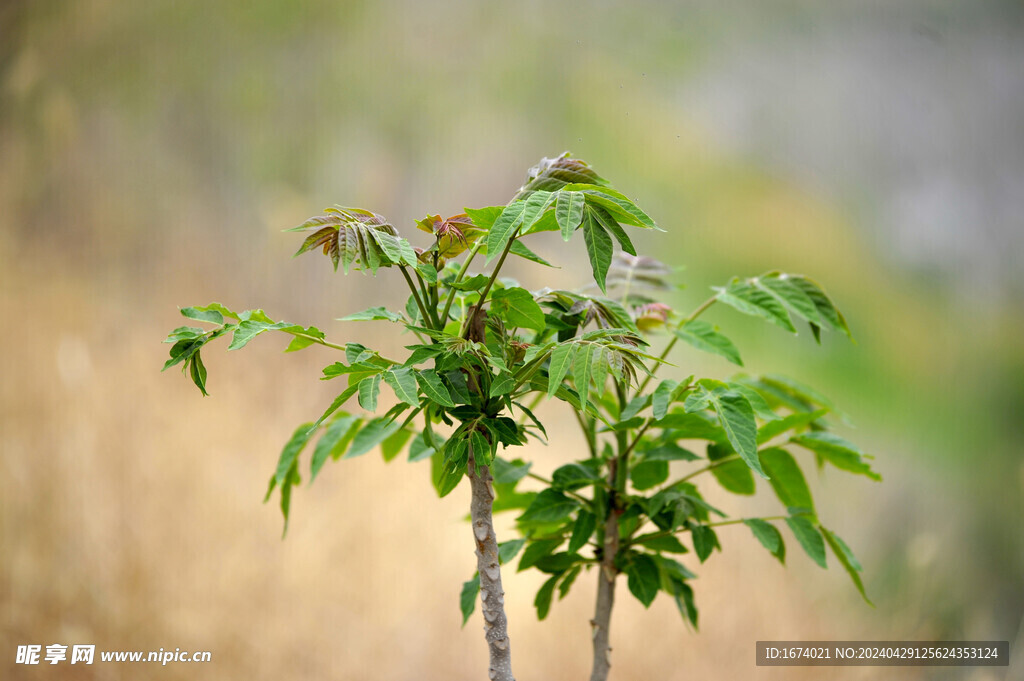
[468,454,515,681]
[590,457,621,681]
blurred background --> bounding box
[2,0,1022,679]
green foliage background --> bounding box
[2,1,1022,679]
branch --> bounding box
[590,456,619,681]
[399,265,435,330]
[636,295,718,395]
[439,241,483,328]
[468,453,516,681]
[677,453,740,483]
[462,235,518,339]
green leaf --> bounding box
[654,412,727,441]
[760,448,815,514]
[568,511,597,553]
[674,320,743,366]
[520,190,554,231]
[644,442,700,462]
[631,460,669,491]
[591,203,636,255]
[283,325,325,352]
[432,448,466,498]
[789,276,852,339]
[785,516,827,568]
[654,553,697,582]
[715,278,796,332]
[757,409,828,444]
[448,273,490,292]
[705,389,765,478]
[164,326,206,343]
[407,431,439,462]
[535,550,584,574]
[570,185,657,229]
[188,352,209,396]
[180,306,224,324]
[552,462,602,490]
[821,527,872,605]
[339,306,404,323]
[499,538,527,565]
[415,369,456,408]
[509,240,554,267]
[403,345,444,367]
[573,344,596,413]
[626,553,661,608]
[485,201,527,264]
[582,207,614,293]
[357,374,381,412]
[652,379,678,420]
[469,429,493,467]
[634,533,689,553]
[518,489,578,525]
[367,229,418,267]
[761,374,843,416]
[555,191,585,240]
[708,442,755,495]
[744,518,785,563]
[310,415,361,481]
[535,574,559,620]
[416,261,438,284]
[488,372,516,398]
[345,417,401,459]
[691,525,720,563]
[383,367,420,407]
[381,427,414,462]
[547,343,576,397]
[463,205,504,231]
[756,273,821,326]
[654,555,699,627]
[279,460,300,537]
[490,287,546,331]
[791,432,881,481]
[492,457,532,484]
[518,538,563,571]
[311,384,360,430]
[517,154,608,197]
[188,302,239,321]
[558,565,582,600]
[228,319,291,350]
[460,575,479,627]
[620,395,650,421]
[275,423,315,486]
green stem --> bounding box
[439,242,483,328]
[574,410,598,458]
[527,472,595,506]
[462,235,518,339]
[703,515,788,529]
[625,515,790,547]
[431,253,440,309]
[288,332,349,352]
[399,266,434,330]
[677,453,740,483]
[617,420,652,475]
[283,330,403,364]
[636,295,718,395]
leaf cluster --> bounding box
[162,152,879,633]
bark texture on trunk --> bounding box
[589,508,619,681]
[468,455,515,681]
